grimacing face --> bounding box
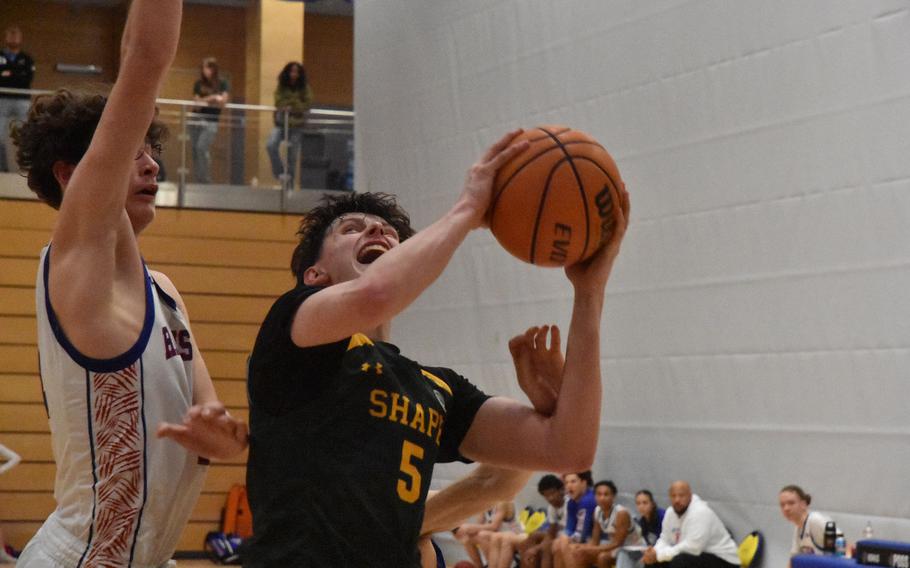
[311,213,401,285]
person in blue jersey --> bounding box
[11,1,247,565]
[552,471,598,568]
[245,132,630,567]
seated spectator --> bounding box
[454,501,517,567]
[564,480,642,568]
[517,474,568,568]
[634,490,665,546]
[779,484,832,560]
[642,481,739,568]
[616,490,665,568]
[552,471,597,568]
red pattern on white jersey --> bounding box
[84,365,143,567]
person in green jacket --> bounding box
[266,61,313,189]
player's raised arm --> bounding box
[45,0,180,325]
[291,130,529,347]
[459,184,630,472]
[54,0,180,248]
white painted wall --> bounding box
[355,1,910,565]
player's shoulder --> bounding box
[148,269,187,313]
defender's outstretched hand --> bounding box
[460,129,529,229]
[509,324,565,416]
[157,402,248,461]
[566,182,631,293]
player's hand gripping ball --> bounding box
[488,125,625,267]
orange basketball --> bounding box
[489,126,624,267]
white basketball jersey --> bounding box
[595,504,642,546]
[30,246,207,567]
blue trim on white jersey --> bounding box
[152,279,179,312]
[42,246,156,373]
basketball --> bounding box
[489,126,624,267]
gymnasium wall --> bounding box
[355,1,910,565]
[0,199,297,551]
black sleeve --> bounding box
[428,367,491,463]
[248,286,347,416]
[15,54,34,87]
[192,80,203,97]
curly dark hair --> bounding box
[10,89,167,209]
[537,474,564,493]
[278,61,307,91]
[290,192,416,285]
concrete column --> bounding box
[245,0,304,185]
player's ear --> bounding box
[303,266,330,286]
[52,161,77,192]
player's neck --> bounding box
[366,321,391,342]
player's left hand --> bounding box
[565,181,630,294]
[509,324,564,416]
[157,401,249,461]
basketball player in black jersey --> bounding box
[245,130,630,567]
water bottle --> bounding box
[824,521,837,553]
[862,521,874,540]
[835,531,846,557]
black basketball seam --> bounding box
[529,156,569,264]
[526,127,571,142]
[489,140,603,228]
[540,127,591,261]
[569,156,622,245]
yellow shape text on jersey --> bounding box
[369,389,444,445]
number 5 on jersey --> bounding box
[397,440,424,503]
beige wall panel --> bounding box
[0,316,35,345]
[0,375,42,403]
[0,287,35,316]
[182,294,274,325]
[156,264,291,297]
[0,258,39,286]
[0,346,37,373]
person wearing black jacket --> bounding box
[0,25,34,172]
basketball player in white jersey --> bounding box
[11,1,247,566]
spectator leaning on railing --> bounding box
[266,61,313,189]
[189,56,229,183]
[0,25,35,172]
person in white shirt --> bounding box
[565,480,642,567]
[779,485,832,559]
[518,474,568,568]
[642,481,739,568]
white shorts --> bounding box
[17,514,177,568]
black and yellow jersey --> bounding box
[245,286,490,567]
